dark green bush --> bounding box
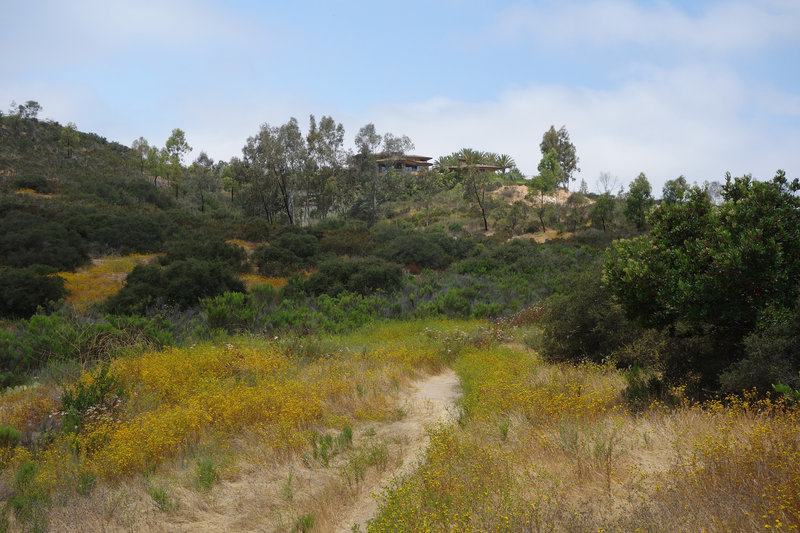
[275,231,319,261]
[0,212,89,270]
[537,262,642,364]
[0,267,66,318]
[161,236,248,271]
[201,291,257,333]
[106,259,246,314]
[305,257,404,296]
[719,302,800,393]
[13,174,52,193]
[252,244,299,276]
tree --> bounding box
[596,171,617,194]
[187,152,217,212]
[145,146,168,186]
[528,149,561,232]
[131,137,150,174]
[604,171,800,389]
[13,100,42,120]
[306,115,345,221]
[590,192,615,232]
[459,149,496,231]
[624,172,654,229]
[540,125,579,187]
[493,153,516,174]
[165,128,191,199]
[59,122,79,159]
[662,175,688,205]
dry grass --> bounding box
[2,320,798,532]
[0,320,469,532]
[369,339,800,532]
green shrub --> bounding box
[0,267,66,318]
[719,301,800,393]
[201,291,256,333]
[13,174,52,193]
[0,425,22,447]
[305,257,403,296]
[252,244,299,276]
[0,212,89,270]
[106,259,246,314]
[0,312,173,388]
[275,231,319,261]
[161,237,248,272]
[537,262,642,364]
[61,363,124,433]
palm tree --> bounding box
[494,153,516,174]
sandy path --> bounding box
[333,368,462,532]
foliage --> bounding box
[537,262,645,364]
[623,172,654,229]
[106,259,246,314]
[540,125,580,186]
[61,363,124,433]
[605,171,800,389]
[0,267,66,318]
[161,237,248,272]
[304,257,404,297]
[0,312,173,387]
[589,192,615,232]
[0,211,89,270]
[0,425,22,448]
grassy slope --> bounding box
[2,320,798,532]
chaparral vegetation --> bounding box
[1,104,798,532]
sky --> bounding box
[2,0,799,194]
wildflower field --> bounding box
[1,319,798,532]
[369,333,800,532]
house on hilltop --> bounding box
[376,154,433,175]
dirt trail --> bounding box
[333,369,462,532]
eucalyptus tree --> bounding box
[540,125,579,187]
[528,148,561,232]
[306,115,345,221]
[187,151,217,212]
[59,122,79,159]
[165,128,191,198]
[131,137,150,174]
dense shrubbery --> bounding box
[13,174,52,193]
[535,261,645,364]
[0,211,89,270]
[0,312,173,387]
[105,259,246,314]
[161,236,248,271]
[304,257,404,296]
[0,267,66,318]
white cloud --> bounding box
[361,63,799,194]
[491,0,800,53]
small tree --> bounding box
[540,125,579,187]
[528,149,561,232]
[59,122,79,159]
[624,172,654,229]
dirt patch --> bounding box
[493,185,573,206]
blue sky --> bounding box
[2,0,799,194]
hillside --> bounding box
[1,112,799,531]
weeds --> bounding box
[194,458,217,492]
[147,483,177,512]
